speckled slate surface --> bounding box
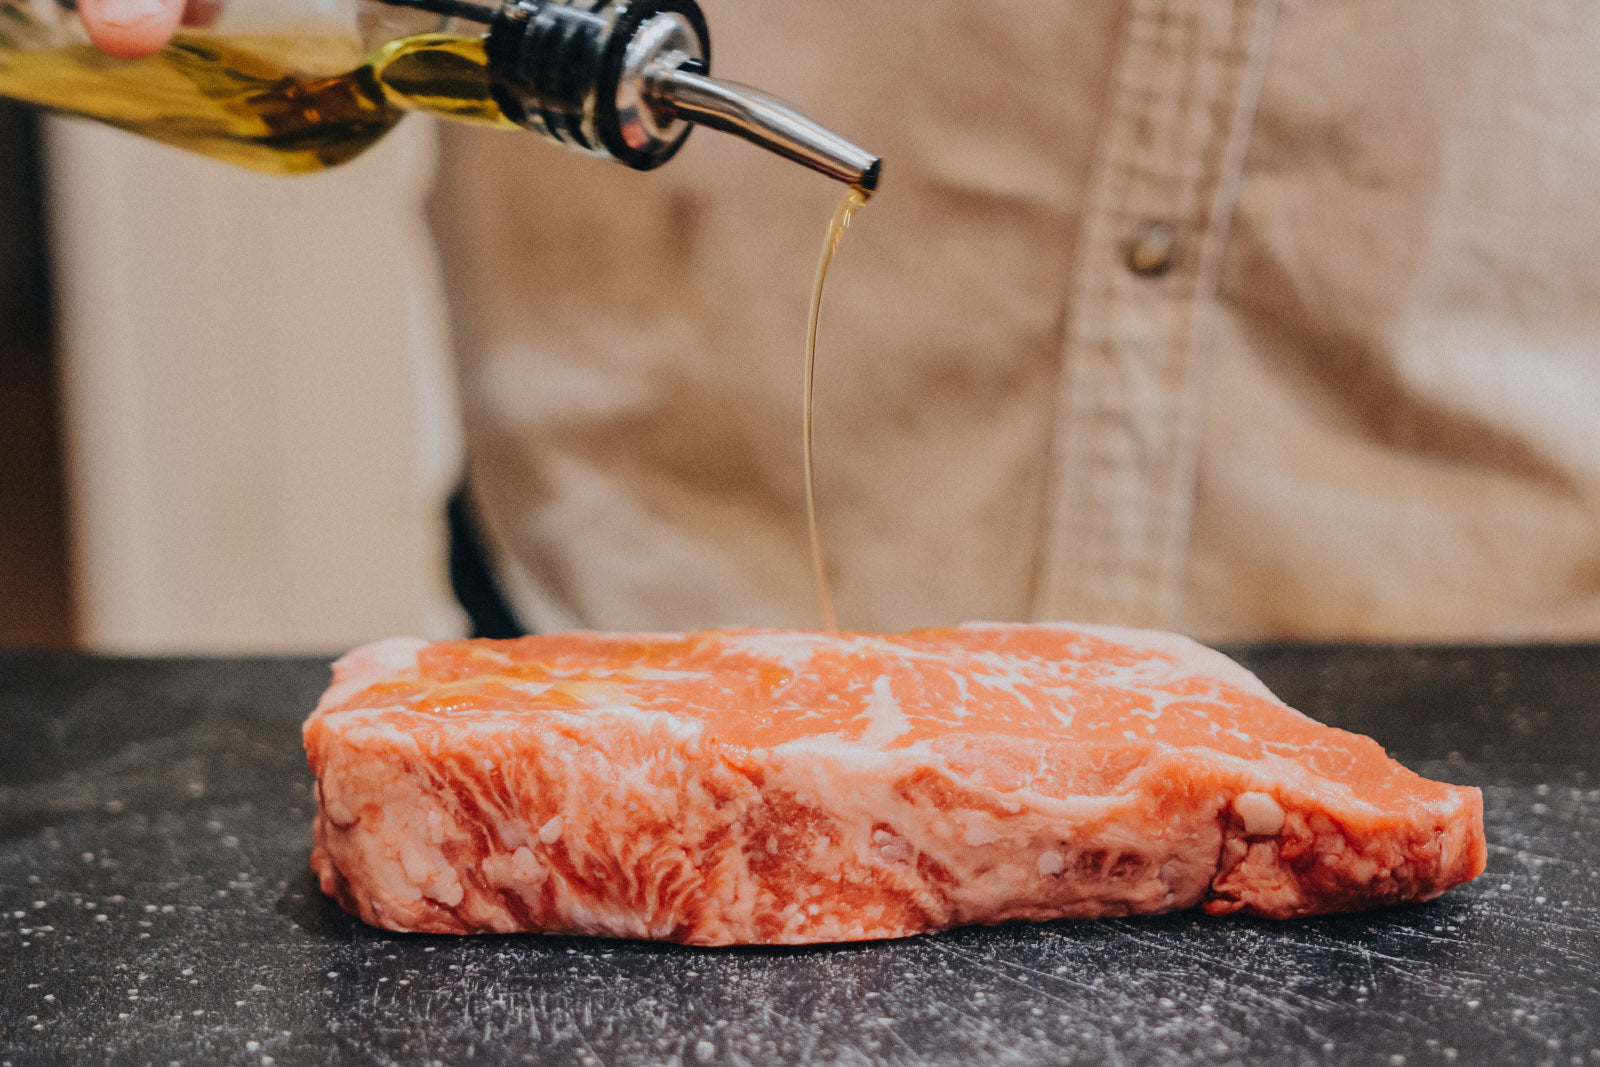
[0,644,1596,1067]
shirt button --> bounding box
[1125,220,1177,277]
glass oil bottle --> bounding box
[0,0,882,182]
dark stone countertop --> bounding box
[1,644,1596,1066]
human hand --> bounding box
[78,0,186,59]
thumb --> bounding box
[78,0,185,59]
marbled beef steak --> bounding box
[303,624,1485,944]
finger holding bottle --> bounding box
[77,0,185,59]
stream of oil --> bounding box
[803,184,870,634]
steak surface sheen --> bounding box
[304,624,1485,944]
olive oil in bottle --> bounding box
[0,31,512,173]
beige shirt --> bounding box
[430,0,1600,642]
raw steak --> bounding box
[304,624,1485,944]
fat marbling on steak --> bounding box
[303,624,1485,944]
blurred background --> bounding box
[0,101,464,653]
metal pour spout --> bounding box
[475,0,881,183]
[646,64,882,191]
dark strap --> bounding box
[446,484,527,639]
